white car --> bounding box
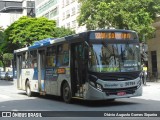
[0,72,6,80]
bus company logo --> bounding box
[104,83,118,87]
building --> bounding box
[35,0,86,33]
[147,17,160,79]
[0,0,35,29]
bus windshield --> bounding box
[89,43,141,72]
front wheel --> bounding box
[62,82,72,103]
[26,81,33,97]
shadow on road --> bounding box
[17,91,139,108]
[0,80,13,86]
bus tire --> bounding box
[26,81,32,97]
[62,82,72,103]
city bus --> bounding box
[13,29,142,103]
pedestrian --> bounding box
[142,64,147,85]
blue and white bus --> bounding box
[14,29,142,103]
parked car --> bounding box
[0,72,6,80]
[4,71,13,81]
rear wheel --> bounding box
[62,82,72,103]
[26,81,33,97]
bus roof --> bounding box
[14,47,28,53]
[14,29,137,53]
[28,38,54,49]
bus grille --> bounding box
[103,86,137,96]
[90,71,140,81]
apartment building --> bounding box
[35,0,86,33]
[0,0,35,29]
[147,17,160,79]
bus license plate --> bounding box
[117,91,126,96]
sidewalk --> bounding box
[136,81,160,101]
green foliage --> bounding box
[3,53,13,61]
[4,16,75,53]
[53,27,75,38]
[4,16,56,48]
[0,26,4,44]
[78,0,160,41]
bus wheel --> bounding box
[26,81,32,97]
[62,82,72,103]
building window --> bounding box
[72,20,76,28]
[66,0,69,6]
[62,0,65,8]
[71,7,76,16]
[77,4,80,13]
[50,8,58,18]
[66,10,70,18]
[44,12,49,18]
[67,22,70,28]
[71,0,75,3]
[63,12,65,20]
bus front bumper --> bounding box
[84,83,142,100]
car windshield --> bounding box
[88,43,141,72]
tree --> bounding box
[1,16,74,70]
[0,26,4,43]
[4,16,75,53]
[54,27,75,38]
[78,0,160,41]
[0,27,13,70]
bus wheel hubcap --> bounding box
[64,87,69,99]
[27,86,30,95]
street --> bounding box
[0,80,160,120]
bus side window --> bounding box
[57,43,69,67]
[30,50,37,68]
[46,46,56,67]
[57,45,63,66]
[22,52,29,68]
[62,44,69,66]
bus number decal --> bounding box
[57,68,66,74]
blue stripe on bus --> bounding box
[29,38,55,50]
[33,68,38,80]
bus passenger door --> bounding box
[16,55,22,89]
[71,42,87,97]
[38,50,45,93]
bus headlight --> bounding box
[97,84,103,91]
[89,80,103,91]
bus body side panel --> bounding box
[44,67,70,96]
[20,68,39,92]
[57,67,71,96]
[44,80,58,95]
[44,68,58,95]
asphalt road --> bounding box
[0,80,160,120]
